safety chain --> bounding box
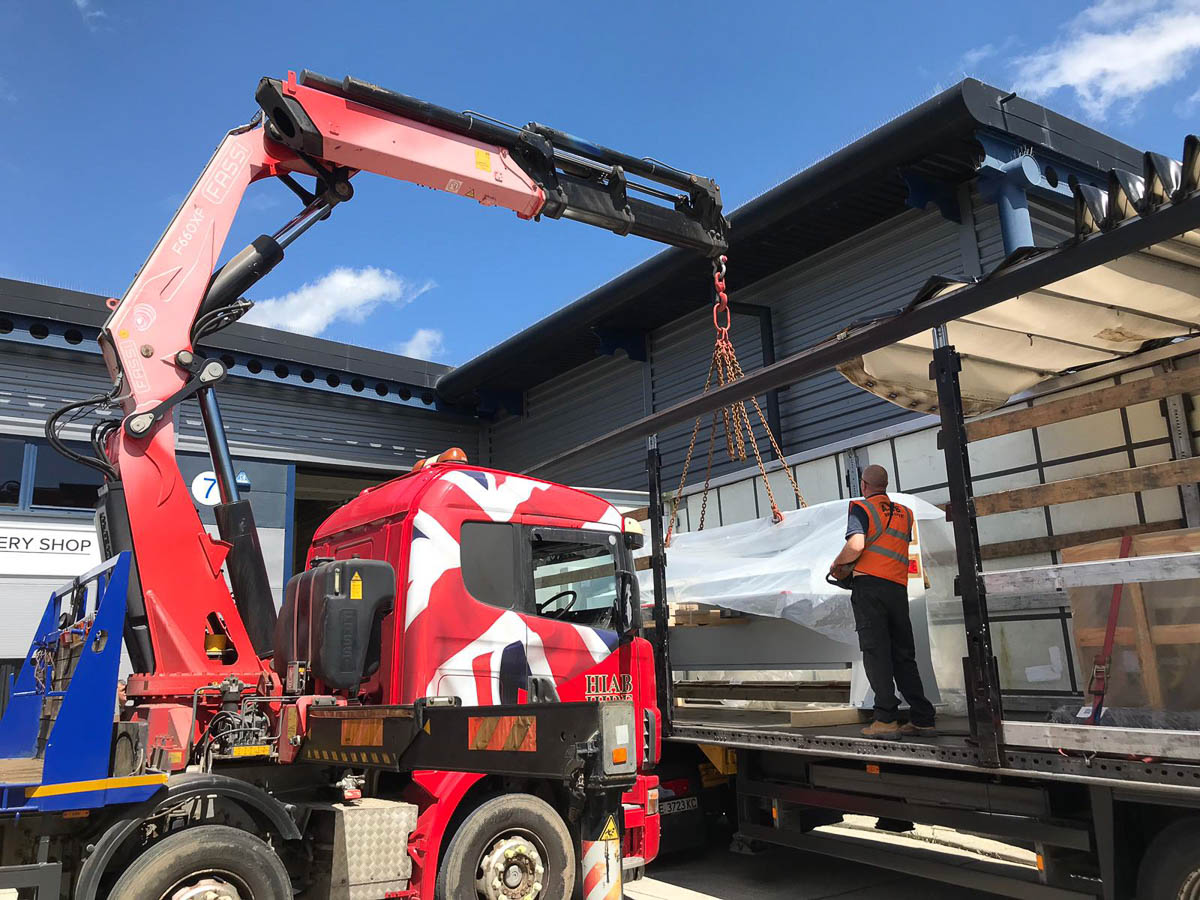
[665,257,807,546]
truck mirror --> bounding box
[616,570,638,635]
[623,531,644,551]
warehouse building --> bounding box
[2,78,1196,706]
[0,277,477,663]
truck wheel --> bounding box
[108,824,291,900]
[436,793,574,900]
[1138,818,1200,900]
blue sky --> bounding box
[1,0,1198,365]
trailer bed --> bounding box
[668,706,1200,793]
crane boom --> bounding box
[86,69,727,697]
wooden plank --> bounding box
[965,366,1200,442]
[673,681,852,703]
[788,706,870,727]
[1151,623,1200,644]
[1002,721,1200,761]
[533,554,651,590]
[983,551,1200,596]
[1077,624,1200,646]
[1075,626,1134,647]
[1127,582,1166,708]
[1061,528,1200,564]
[979,520,1183,560]
[0,757,43,784]
[973,457,1200,517]
[669,607,749,627]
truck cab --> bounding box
[296,453,662,869]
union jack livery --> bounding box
[309,456,662,868]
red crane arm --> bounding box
[91,70,726,691]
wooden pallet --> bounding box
[667,603,748,627]
[1063,528,1200,710]
[788,705,870,727]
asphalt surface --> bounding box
[626,844,1000,900]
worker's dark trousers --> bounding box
[850,574,936,726]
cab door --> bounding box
[519,526,627,702]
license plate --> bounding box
[660,796,699,815]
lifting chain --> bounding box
[665,257,806,546]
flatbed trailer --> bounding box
[535,135,1200,898]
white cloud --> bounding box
[1178,84,1200,114]
[1014,0,1200,118]
[72,0,107,27]
[394,328,445,360]
[247,267,434,338]
[961,44,999,69]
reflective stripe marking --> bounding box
[884,527,910,540]
[27,774,167,798]
[468,715,537,752]
[854,499,883,540]
[862,544,911,565]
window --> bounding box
[32,441,104,510]
[460,522,634,631]
[531,530,620,628]
[0,438,22,507]
[460,522,522,609]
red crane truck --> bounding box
[0,69,728,899]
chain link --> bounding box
[664,256,807,544]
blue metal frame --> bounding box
[0,553,166,812]
[974,129,1111,255]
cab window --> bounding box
[530,530,621,629]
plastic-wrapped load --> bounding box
[639,494,968,710]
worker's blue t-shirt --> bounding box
[845,504,870,539]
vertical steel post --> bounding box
[579,787,625,900]
[646,439,674,734]
[931,341,1003,767]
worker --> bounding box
[828,464,936,740]
[114,678,127,722]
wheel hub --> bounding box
[170,877,244,900]
[477,834,545,900]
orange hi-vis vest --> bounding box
[851,493,914,586]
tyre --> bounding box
[1137,818,1200,900]
[108,823,291,900]
[436,793,574,900]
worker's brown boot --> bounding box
[900,722,938,738]
[860,720,901,740]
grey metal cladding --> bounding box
[731,208,965,459]
[488,352,646,489]
[0,345,114,432]
[177,378,482,472]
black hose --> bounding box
[44,392,118,480]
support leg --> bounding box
[580,788,624,900]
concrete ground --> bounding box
[625,845,1000,899]
[625,820,1016,900]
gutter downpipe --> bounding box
[978,154,1040,255]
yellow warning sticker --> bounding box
[465,188,476,199]
[350,572,363,600]
[475,149,491,172]
[231,744,270,758]
[599,815,619,842]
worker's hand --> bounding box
[829,562,853,580]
